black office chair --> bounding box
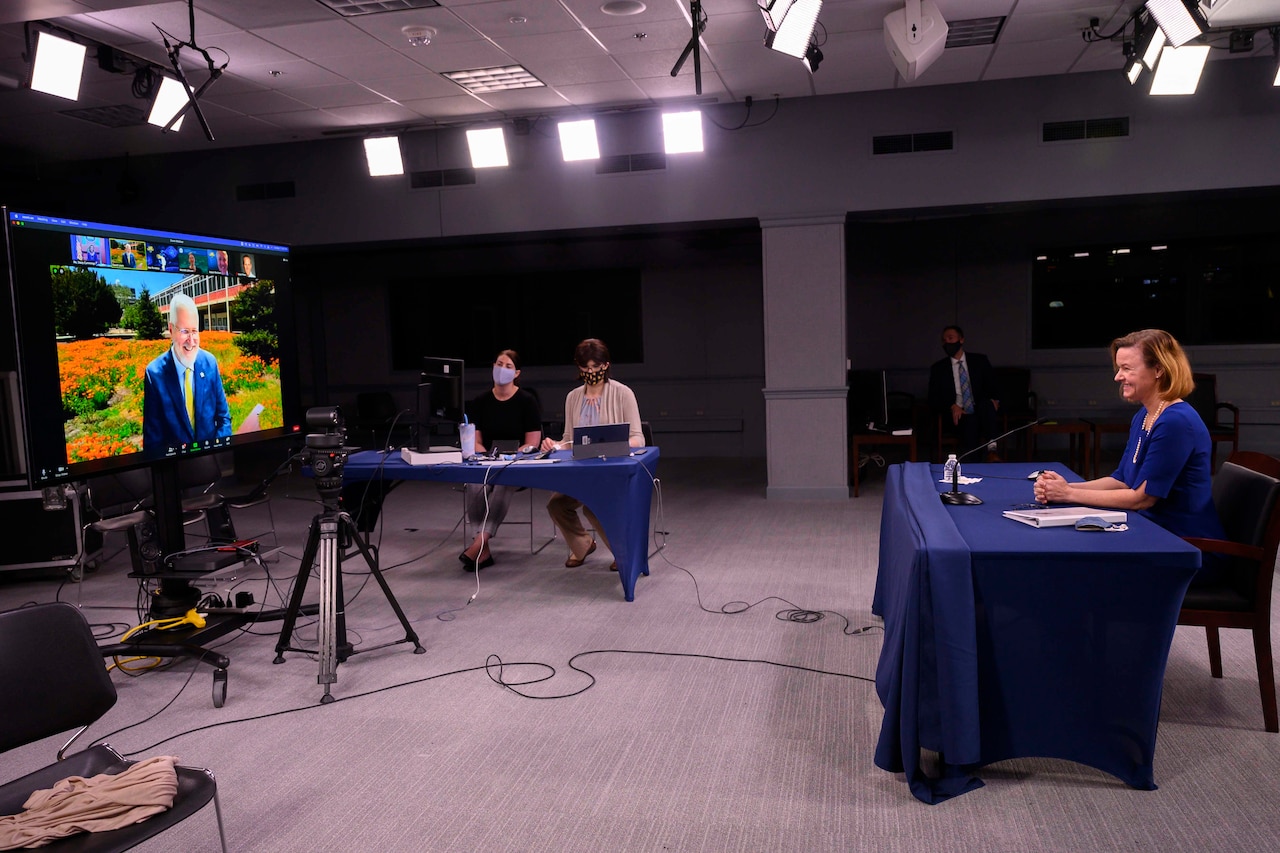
[1187,373,1240,471]
[641,420,654,447]
[0,602,228,852]
[1179,451,1280,732]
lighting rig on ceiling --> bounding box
[22,0,227,140]
[670,1,708,95]
[760,0,824,73]
[1084,0,1280,95]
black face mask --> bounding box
[942,342,962,358]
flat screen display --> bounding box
[2,208,300,488]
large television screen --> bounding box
[2,207,300,489]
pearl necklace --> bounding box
[1133,400,1166,464]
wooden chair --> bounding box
[1179,451,1280,732]
[0,602,228,851]
[1187,373,1240,470]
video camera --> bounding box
[302,406,348,500]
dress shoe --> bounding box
[462,553,494,572]
[609,561,618,572]
[565,539,596,568]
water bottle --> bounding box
[943,453,960,483]
[459,420,476,458]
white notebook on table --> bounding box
[1002,506,1127,528]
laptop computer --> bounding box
[572,423,631,459]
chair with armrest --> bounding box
[1179,450,1280,733]
[1188,373,1240,471]
[0,602,228,852]
[350,390,409,450]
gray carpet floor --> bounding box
[2,457,1279,852]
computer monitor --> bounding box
[420,356,465,427]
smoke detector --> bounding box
[402,25,437,47]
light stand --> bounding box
[670,1,707,94]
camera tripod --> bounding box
[273,503,425,704]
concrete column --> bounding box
[761,215,848,499]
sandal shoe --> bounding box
[565,540,596,568]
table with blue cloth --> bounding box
[872,461,1201,803]
[342,448,659,601]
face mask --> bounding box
[493,365,516,386]
[942,342,962,358]
[579,366,607,386]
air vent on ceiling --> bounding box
[236,182,296,202]
[1042,117,1130,143]
[314,0,440,17]
[410,168,477,189]
[945,16,1005,48]
[596,152,667,175]
[872,131,954,156]
[58,104,147,128]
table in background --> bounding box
[343,448,659,601]
[1026,419,1093,477]
[851,431,917,497]
[872,461,1200,803]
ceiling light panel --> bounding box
[314,0,441,17]
[444,65,545,94]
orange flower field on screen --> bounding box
[59,331,282,463]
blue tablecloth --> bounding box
[872,461,1200,803]
[342,448,659,601]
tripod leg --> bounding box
[317,514,340,704]
[342,515,425,654]
[274,515,322,663]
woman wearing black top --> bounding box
[460,349,542,571]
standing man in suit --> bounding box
[928,324,1001,459]
[142,293,231,454]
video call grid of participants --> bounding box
[70,233,257,280]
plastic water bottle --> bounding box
[459,420,476,458]
[943,453,960,483]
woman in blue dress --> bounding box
[1034,329,1224,579]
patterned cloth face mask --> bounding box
[579,366,607,386]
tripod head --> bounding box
[302,406,349,510]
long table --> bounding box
[342,448,660,601]
[872,461,1201,803]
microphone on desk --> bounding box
[941,417,1048,506]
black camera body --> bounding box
[303,406,349,504]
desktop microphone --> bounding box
[941,417,1047,506]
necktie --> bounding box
[958,361,975,414]
[184,368,195,429]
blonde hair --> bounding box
[1110,329,1194,401]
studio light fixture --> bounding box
[29,31,87,101]
[363,135,404,176]
[760,0,823,59]
[1138,17,1166,70]
[1145,0,1204,47]
[1126,56,1144,84]
[466,127,509,168]
[662,110,703,154]
[803,42,824,73]
[146,75,189,131]
[557,119,600,162]
[1149,43,1210,94]
[884,0,949,82]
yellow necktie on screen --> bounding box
[184,367,195,429]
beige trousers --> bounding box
[546,492,610,559]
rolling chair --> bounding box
[0,602,228,851]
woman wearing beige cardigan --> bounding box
[539,338,644,569]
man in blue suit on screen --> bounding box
[142,293,231,454]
